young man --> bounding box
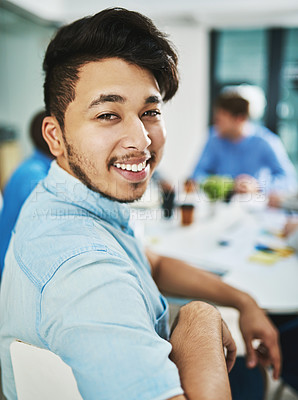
[0,8,280,400]
[191,92,297,194]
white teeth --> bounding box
[114,161,147,172]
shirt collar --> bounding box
[44,161,133,233]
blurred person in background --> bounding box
[0,110,53,277]
[190,91,297,195]
[190,89,298,394]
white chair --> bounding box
[10,340,83,400]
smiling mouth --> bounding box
[113,161,147,172]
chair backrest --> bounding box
[10,340,83,400]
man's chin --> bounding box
[99,191,146,204]
[90,181,148,204]
[67,159,151,203]
[113,183,148,203]
[115,194,144,204]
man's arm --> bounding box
[42,252,185,400]
[258,126,297,192]
[261,139,290,192]
[42,251,234,400]
[146,249,281,379]
[168,302,233,400]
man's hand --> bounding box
[238,298,281,379]
[234,174,259,194]
[283,219,298,237]
[222,319,237,373]
[268,192,284,208]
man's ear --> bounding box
[42,116,65,157]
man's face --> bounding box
[58,58,166,202]
[214,108,242,139]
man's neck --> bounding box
[228,121,248,141]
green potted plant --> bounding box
[201,176,234,216]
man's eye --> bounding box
[97,113,118,120]
[142,110,161,118]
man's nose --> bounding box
[121,117,152,151]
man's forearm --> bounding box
[148,251,281,379]
[151,253,256,312]
[170,302,232,400]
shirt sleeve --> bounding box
[39,251,183,400]
[255,126,297,192]
[260,140,290,192]
[191,133,217,181]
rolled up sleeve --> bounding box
[39,251,183,400]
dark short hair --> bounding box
[43,7,179,129]
[214,93,249,118]
[29,110,52,156]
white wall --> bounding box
[158,22,209,185]
[0,9,55,159]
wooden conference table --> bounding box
[136,197,298,315]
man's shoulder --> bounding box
[208,127,221,140]
[205,128,223,148]
[12,196,125,291]
[251,124,282,144]
[246,133,270,147]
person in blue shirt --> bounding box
[0,111,52,276]
[0,9,281,400]
[191,93,297,194]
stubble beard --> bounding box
[64,138,153,203]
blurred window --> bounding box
[216,29,267,111]
[211,28,298,173]
[278,28,298,171]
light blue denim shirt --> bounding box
[0,161,183,400]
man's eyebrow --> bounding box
[88,94,126,109]
[145,95,162,104]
